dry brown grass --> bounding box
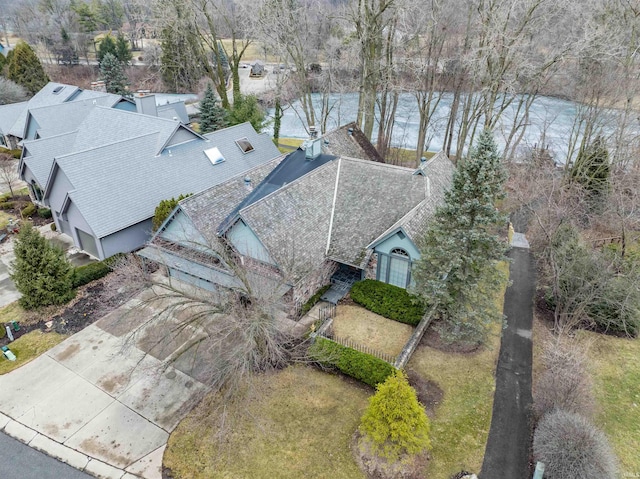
[164,365,370,479]
[332,305,414,357]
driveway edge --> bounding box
[0,415,142,479]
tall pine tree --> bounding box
[199,83,228,133]
[100,52,130,96]
[115,32,132,64]
[11,222,75,310]
[412,130,508,344]
[97,35,117,64]
[7,42,49,95]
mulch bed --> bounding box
[0,275,143,348]
[420,325,481,354]
[406,369,444,418]
[0,195,52,227]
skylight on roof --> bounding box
[53,86,64,94]
[235,138,255,153]
[204,146,225,165]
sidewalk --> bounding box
[480,235,535,478]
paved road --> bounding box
[0,431,91,479]
[480,246,535,479]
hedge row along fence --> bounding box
[309,337,396,387]
[350,279,424,326]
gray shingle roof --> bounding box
[322,122,384,162]
[0,102,25,135]
[26,95,122,139]
[234,152,454,275]
[157,102,189,124]
[179,156,284,240]
[369,151,455,246]
[8,83,80,137]
[21,131,77,185]
[50,122,281,238]
[240,161,340,279]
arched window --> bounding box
[377,248,412,288]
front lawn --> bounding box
[0,330,67,375]
[164,365,370,479]
[331,304,413,357]
[407,260,509,477]
[408,322,502,477]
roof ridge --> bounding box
[340,155,415,172]
[22,129,78,145]
[56,131,159,161]
[91,104,181,124]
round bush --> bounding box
[50,223,57,231]
[21,203,37,218]
[533,409,618,479]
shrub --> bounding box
[11,222,75,310]
[300,284,330,316]
[533,339,594,421]
[50,223,56,231]
[0,201,14,210]
[360,370,431,460]
[533,409,618,479]
[9,149,22,159]
[588,276,640,337]
[309,337,395,387]
[21,203,36,218]
[152,193,192,231]
[350,279,424,326]
[37,208,52,219]
[72,261,112,288]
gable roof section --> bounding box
[327,158,428,267]
[322,122,384,163]
[240,161,340,278]
[8,82,80,138]
[21,131,78,186]
[178,156,285,241]
[25,94,124,140]
[219,148,337,234]
[47,122,281,239]
[368,151,455,249]
[0,102,25,136]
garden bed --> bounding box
[0,194,52,227]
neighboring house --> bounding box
[140,129,455,310]
[18,99,281,259]
[250,61,265,77]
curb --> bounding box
[0,412,143,479]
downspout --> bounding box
[326,158,342,255]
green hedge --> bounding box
[0,202,14,210]
[310,337,396,387]
[350,279,424,326]
[72,261,112,288]
[37,208,52,219]
[300,284,331,316]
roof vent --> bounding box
[52,86,64,94]
[309,125,318,139]
[347,128,354,136]
[420,156,427,163]
[244,176,252,190]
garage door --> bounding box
[76,228,100,258]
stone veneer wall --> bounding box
[293,260,339,306]
[365,252,378,280]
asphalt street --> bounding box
[480,246,535,479]
[0,431,91,479]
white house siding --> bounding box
[100,218,154,259]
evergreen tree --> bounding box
[116,32,132,64]
[228,94,267,132]
[411,130,508,344]
[570,136,610,198]
[360,370,431,461]
[199,83,229,133]
[0,52,6,76]
[11,222,75,310]
[7,42,50,95]
[97,34,117,64]
[152,193,192,231]
[100,52,130,96]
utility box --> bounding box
[1,346,16,361]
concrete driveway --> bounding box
[0,290,211,479]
